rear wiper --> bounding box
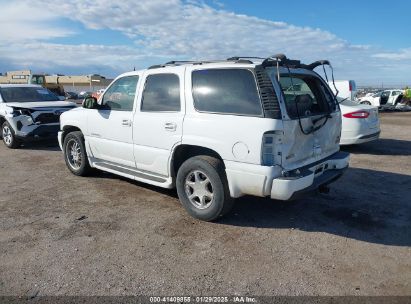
[338,97,348,104]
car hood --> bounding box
[6,101,76,109]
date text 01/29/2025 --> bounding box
[149,296,257,303]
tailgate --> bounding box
[281,112,341,170]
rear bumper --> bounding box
[225,151,350,200]
[270,151,349,200]
[283,167,346,200]
[340,130,380,145]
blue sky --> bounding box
[0,0,410,86]
[218,0,410,48]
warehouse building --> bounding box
[0,70,113,92]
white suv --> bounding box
[58,55,349,221]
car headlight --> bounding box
[12,108,32,117]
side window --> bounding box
[102,76,139,111]
[192,69,262,116]
[381,91,390,98]
[141,74,180,112]
[392,91,398,96]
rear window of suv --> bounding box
[192,69,262,116]
[278,74,336,118]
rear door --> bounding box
[132,67,185,177]
[267,68,341,170]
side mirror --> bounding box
[82,97,98,109]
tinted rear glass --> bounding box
[278,74,336,118]
[0,87,59,103]
[192,69,262,116]
[141,74,180,112]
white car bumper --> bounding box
[225,151,350,200]
[340,130,380,145]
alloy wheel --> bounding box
[184,170,214,209]
[66,138,82,170]
[2,125,12,146]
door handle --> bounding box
[164,122,177,131]
[122,119,132,126]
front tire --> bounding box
[63,131,91,176]
[2,121,20,149]
[176,156,234,221]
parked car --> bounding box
[0,84,76,148]
[78,91,93,99]
[58,56,349,221]
[357,89,403,107]
[92,88,105,99]
[328,80,357,100]
[65,91,79,100]
[339,97,380,145]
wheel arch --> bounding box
[170,144,225,178]
[61,125,83,144]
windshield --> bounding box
[0,87,59,103]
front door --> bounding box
[86,75,139,168]
[380,91,390,105]
[133,67,185,177]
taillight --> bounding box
[349,81,352,91]
[343,111,369,118]
[261,132,281,166]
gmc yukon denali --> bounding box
[58,55,350,221]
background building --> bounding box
[0,70,113,93]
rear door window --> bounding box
[192,69,262,116]
[141,74,180,112]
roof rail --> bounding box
[227,56,265,61]
[148,58,254,69]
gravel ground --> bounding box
[0,112,410,297]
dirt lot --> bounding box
[0,112,410,297]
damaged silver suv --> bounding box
[0,84,76,148]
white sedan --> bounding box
[339,98,380,145]
[357,89,403,107]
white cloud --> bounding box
[0,2,73,42]
[373,48,411,60]
[0,0,410,84]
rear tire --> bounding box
[63,131,91,176]
[176,155,234,221]
[361,101,371,105]
[2,121,20,149]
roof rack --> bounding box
[148,58,254,69]
[226,56,265,61]
[147,55,331,70]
